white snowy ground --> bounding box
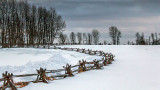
[0,48,101,82]
[0,45,160,90]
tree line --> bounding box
[0,0,65,48]
[128,32,160,45]
[58,26,160,45]
[58,26,122,45]
[0,0,160,47]
[58,29,101,45]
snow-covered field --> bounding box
[0,48,101,82]
[0,45,160,90]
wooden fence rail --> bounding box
[0,46,115,90]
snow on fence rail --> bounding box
[0,46,115,90]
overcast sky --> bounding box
[28,0,160,44]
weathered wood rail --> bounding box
[0,46,115,90]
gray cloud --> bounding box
[29,0,160,19]
[28,0,160,44]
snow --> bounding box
[0,48,53,66]
[1,45,160,90]
[0,48,101,82]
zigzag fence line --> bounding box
[0,46,115,90]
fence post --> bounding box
[76,48,80,52]
[93,60,102,69]
[99,51,103,56]
[107,57,112,64]
[1,71,17,90]
[71,48,73,51]
[82,49,85,53]
[93,51,97,55]
[88,50,92,55]
[63,64,73,77]
[110,54,114,61]
[36,68,48,83]
[78,60,87,73]
[54,46,57,49]
[102,58,107,66]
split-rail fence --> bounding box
[0,46,115,90]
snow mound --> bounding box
[0,48,101,82]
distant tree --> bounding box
[117,31,121,45]
[92,29,100,45]
[70,32,76,44]
[150,33,160,45]
[58,33,67,44]
[109,26,121,45]
[135,32,140,45]
[135,32,145,45]
[151,33,155,45]
[77,32,82,45]
[140,33,145,45]
[83,33,87,45]
[127,41,130,45]
[87,33,92,45]
[148,36,151,45]
[104,40,107,45]
[0,30,1,45]
[155,33,158,45]
[159,33,160,44]
[145,39,149,45]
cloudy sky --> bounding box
[28,0,160,44]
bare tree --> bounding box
[0,0,65,48]
[135,32,140,45]
[92,29,100,45]
[87,33,92,45]
[135,32,145,45]
[83,33,87,45]
[109,26,121,45]
[70,32,76,44]
[77,32,82,45]
[140,33,145,45]
[151,33,155,45]
[155,33,158,45]
[58,33,67,44]
[104,40,107,45]
[117,31,121,45]
[159,33,160,44]
[148,36,151,45]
